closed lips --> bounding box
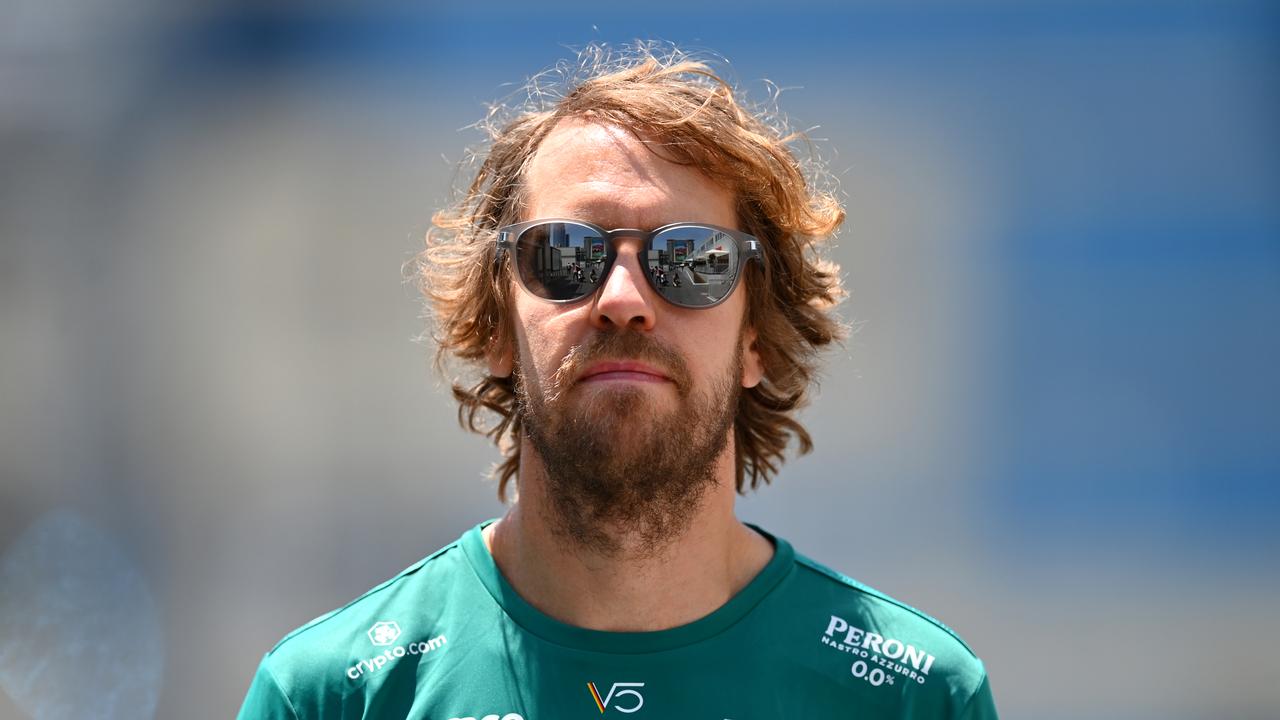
[579,362,670,383]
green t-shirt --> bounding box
[238,522,997,719]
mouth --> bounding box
[578,360,672,384]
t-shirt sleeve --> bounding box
[957,674,999,720]
[237,654,301,720]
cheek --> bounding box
[680,310,746,378]
[513,302,581,373]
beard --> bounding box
[514,330,741,558]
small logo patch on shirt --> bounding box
[367,620,401,646]
[346,628,447,680]
[820,614,934,686]
[587,681,645,714]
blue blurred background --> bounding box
[1,1,1277,718]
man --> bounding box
[239,45,997,719]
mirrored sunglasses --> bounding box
[496,219,764,309]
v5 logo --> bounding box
[586,682,645,714]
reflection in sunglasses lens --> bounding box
[516,222,741,307]
[518,222,605,301]
[647,227,739,307]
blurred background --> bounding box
[1,1,1277,718]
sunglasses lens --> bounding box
[515,222,609,301]
[647,226,741,307]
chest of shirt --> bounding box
[338,630,911,720]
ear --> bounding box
[487,336,514,378]
[740,326,764,389]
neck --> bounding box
[483,439,774,632]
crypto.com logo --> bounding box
[367,621,401,647]
[587,682,644,714]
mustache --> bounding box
[551,332,691,395]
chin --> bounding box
[574,385,667,421]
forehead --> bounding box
[523,119,737,230]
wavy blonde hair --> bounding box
[414,43,846,501]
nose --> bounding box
[589,253,657,332]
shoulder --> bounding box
[239,536,472,718]
[267,538,465,673]
[764,544,997,717]
[794,551,987,678]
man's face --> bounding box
[494,119,762,551]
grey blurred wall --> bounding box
[2,2,1278,719]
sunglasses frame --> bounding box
[496,218,764,310]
